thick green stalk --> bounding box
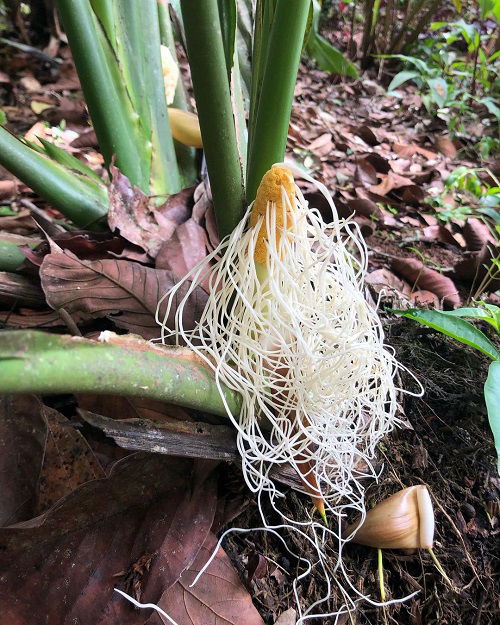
[0,331,241,417]
[0,127,108,228]
[57,0,149,190]
[246,0,309,202]
[0,234,41,272]
[180,0,245,238]
[157,0,198,187]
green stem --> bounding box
[0,331,241,418]
[157,0,198,187]
[246,0,309,203]
[57,0,149,190]
[428,548,454,588]
[180,0,245,238]
[0,126,108,228]
[377,548,386,602]
[0,234,41,272]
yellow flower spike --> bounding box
[250,164,296,265]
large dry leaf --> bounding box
[0,454,218,625]
[108,167,194,257]
[390,257,461,309]
[36,405,105,515]
[0,395,46,526]
[156,532,265,625]
[40,250,208,340]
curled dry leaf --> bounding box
[354,158,378,186]
[0,454,220,625]
[462,218,496,252]
[108,167,194,257]
[434,135,457,159]
[453,244,500,292]
[410,289,440,307]
[390,257,461,309]
[40,250,208,340]
[422,225,463,247]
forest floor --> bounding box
[0,25,498,625]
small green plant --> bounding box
[393,303,500,471]
[383,9,500,138]
[426,166,500,225]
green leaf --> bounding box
[218,0,237,76]
[427,77,448,107]
[306,33,358,77]
[387,70,420,93]
[438,306,500,333]
[484,361,500,472]
[36,137,103,183]
[391,308,500,361]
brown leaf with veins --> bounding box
[40,250,208,340]
[390,257,460,308]
[462,218,496,251]
[0,454,219,625]
[156,532,265,625]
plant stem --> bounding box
[157,0,198,187]
[57,0,150,191]
[428,548,454,589]
[246,0,309,203]
[0,126,108,228]
[180,0,245,238]
[377,548,386,601]
[0,331,242,418]
[0,234,41,272]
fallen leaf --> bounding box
[462,218,496,252]
[393,143,438,160]
[434,135,457,159]
[247,552,268,583]
[40,250,208,340]
[365,268,411,296]
[36,404,105,515]
[156,532,265,625]
[0,395,46,525]
[354,159,378,186]
[422,226,463,247]
[307,132,334,157]
[390,257,460,308]
[410,290,440,307]
[352,125,379,146]
[108,167,194,257]
[363,152,390,174]
[370,171,414,196]
[0,454,218,625]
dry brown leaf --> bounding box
[157,532,265,625]
[36,405,105,515]
[354,159,378,186]
[421,226,463,247]
[108,168,194,257]
[462,218,496,251]
[40,250,207,340]
[390,257,460,308]
[434,135,457,159]
[365,268,411,296]
[0,454,220,625]
[0,395,46,526]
